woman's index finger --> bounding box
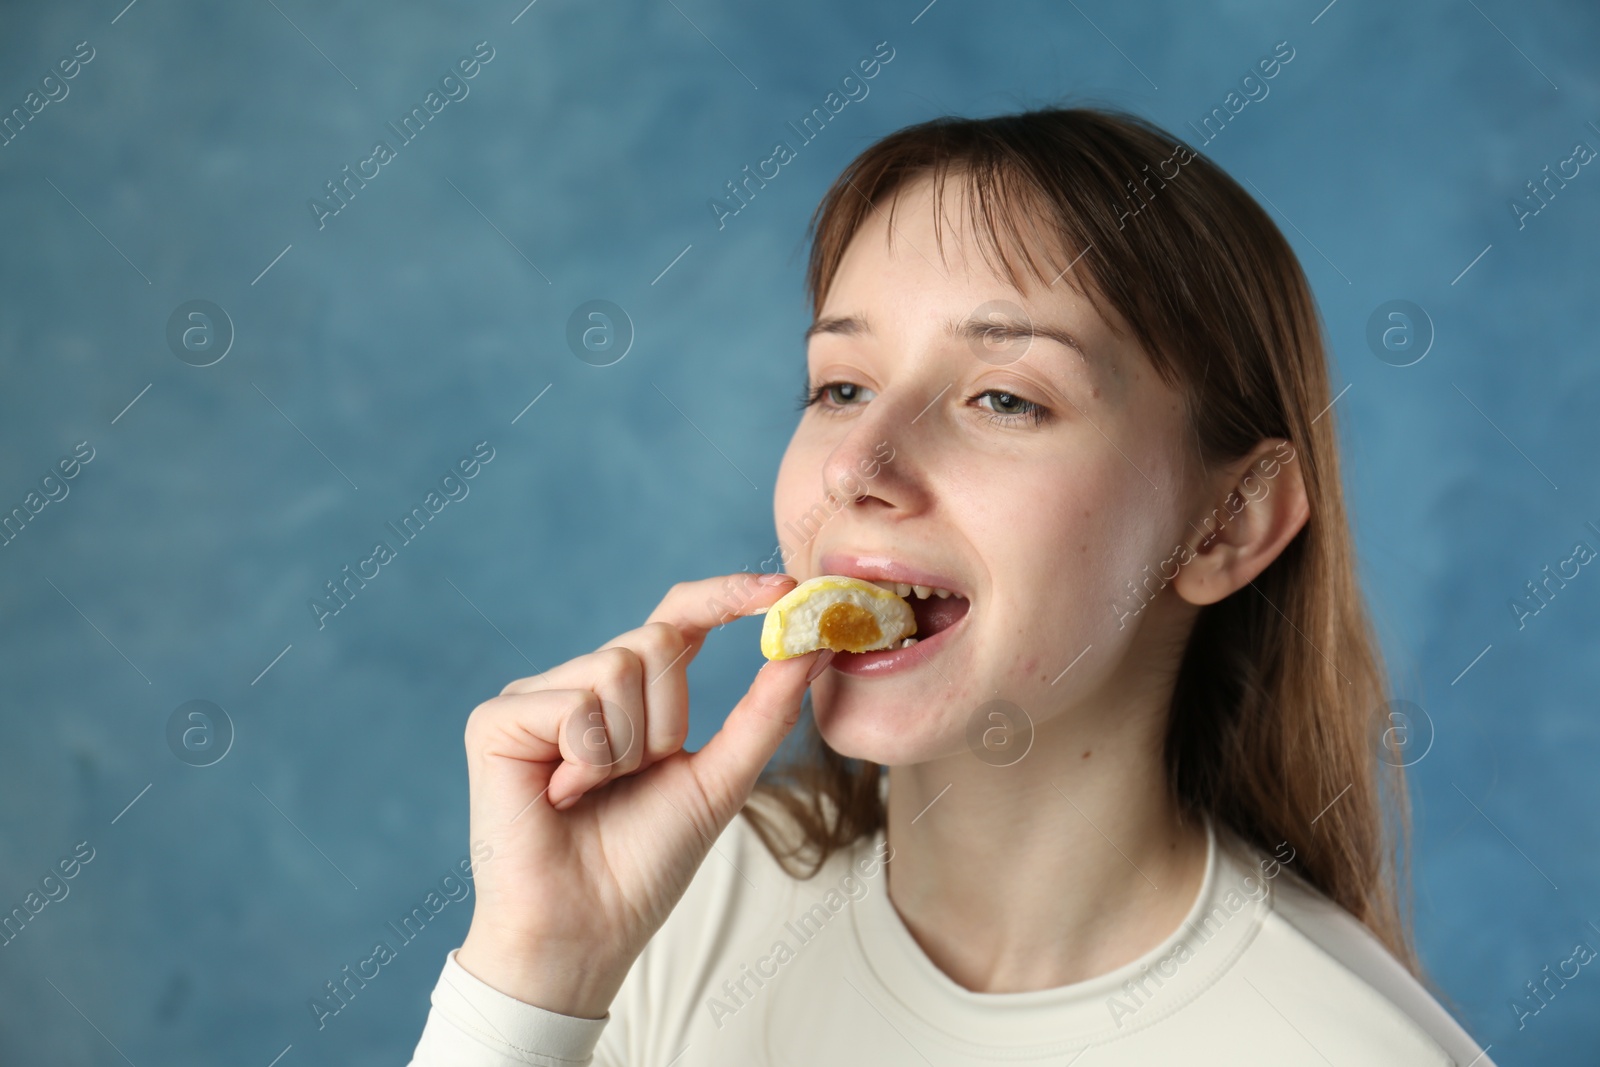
[643,572,797,640]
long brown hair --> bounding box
[745,106,1422,981]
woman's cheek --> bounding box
[1034,504,1147,646]
[771,448,813,548]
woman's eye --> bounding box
[973,389,1050,425]
[799,381,1049,426]
[799,381,876,411]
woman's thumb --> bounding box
[689,649,833,821]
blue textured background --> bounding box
[1,0,1596,1063]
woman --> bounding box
[407,107,1492,1065]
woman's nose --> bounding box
[817,390,929,513]
[820,429,884,506]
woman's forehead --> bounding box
[826,170,1115,330]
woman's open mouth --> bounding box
[830,580,972,677]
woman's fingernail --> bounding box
[806,648,836,682]
[552,793,576,811]
[758,573,795,586]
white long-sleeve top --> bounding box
[407,790,1493,1066]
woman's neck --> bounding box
[883,704,1209,995]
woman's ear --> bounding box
[1172,438,1309,608]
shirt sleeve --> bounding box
[406,948,612,1067]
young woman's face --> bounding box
[774,174,1201,764]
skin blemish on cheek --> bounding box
[1082,750,1091,759]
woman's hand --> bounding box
[453,572,829,1019]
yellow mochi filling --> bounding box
[819,602,881,650]
[760,575,916,660]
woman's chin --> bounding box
[810,692,963,766]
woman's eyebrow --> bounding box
[804,312,1097,375]
[803,314,868,341]
[948,313,1092,363]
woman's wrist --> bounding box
[454,924,621,1020]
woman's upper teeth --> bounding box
[882,581,953,600]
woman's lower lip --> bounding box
[828,610,966,676]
